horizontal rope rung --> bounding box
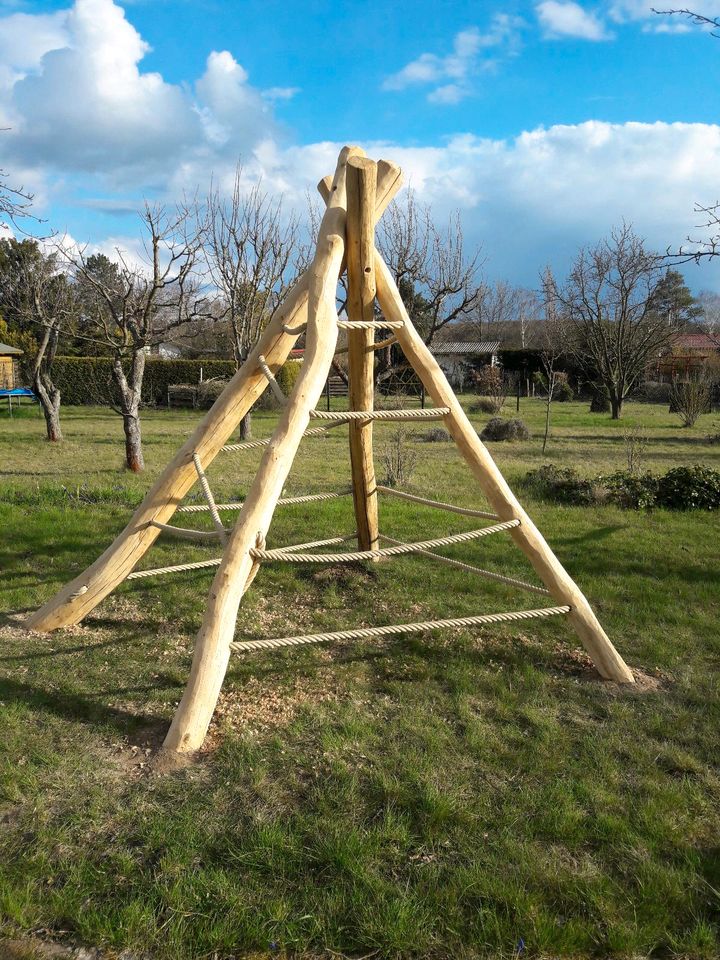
[309,407,449,421]
[337,320,405,330]
[127,557,222,580]
[376,485,499,520]
[230,605,572,652]
[177,490,351,514]
[221,421,349,454]
[250,519,520,563]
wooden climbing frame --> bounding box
[26,146,635,755]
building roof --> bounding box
[0,342,23,356]
[671,333,719,353]
[432,341,501,355]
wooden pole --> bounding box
[163,147,365,753]
[28,158,401,636]
[374,255,634,684]
[345,156,379,552]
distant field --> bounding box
[0,398,718,959]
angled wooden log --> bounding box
[163,146,363,752]
[345,156,379,552]
[27,157,401,636]
[373,255,634,684]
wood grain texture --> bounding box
[163,146,363,752]
[346,156,379,552]
[374,255,634,684]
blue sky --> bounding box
[1,0,719,290]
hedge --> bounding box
[51,356,302,407]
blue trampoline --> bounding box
[0,387,37,412]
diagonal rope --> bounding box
[221,420,349,454]
[250,518,520,563]
[378,535,550,597]
[376,485,499,520]
[229,605,572,652]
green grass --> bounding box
[0,398,719,959]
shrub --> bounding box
[480,417,530,441]
[524,464,598,505]
[422,427,452,443]
[196,377,229,408]
[669,374,713,427]
[589,383,611,413]
[600,471,659,509]
[639,380,672,404]
[656,465,720,510]
[555,379,575,402]
[475,365,507,413]
[534,370,574,401]
[623,425,649,474]
[469,397,500,415]
[381,428,418,487]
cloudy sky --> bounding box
[1,0,719,290]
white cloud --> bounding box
[0,0,282,188]
[382,15,524,104]
[536,2,610,40]
[609,1,720,31]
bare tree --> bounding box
[544,224,668,420]
[377,190,484,345]
[201,167,299,438]
[0,240,71,441]
[653,8,720,33]
[0,165,33,227]
[68,203,208,471]
[472,282,540,346]
[538,285,566,453]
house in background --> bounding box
[431,340,500,390]
[0,342,23,389]
[653,332,720,382]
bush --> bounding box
[600,471,659,509]
[474,365,507,413]
[480,417,530,441]
[639,380,672,404]
[422,427,452,443]
[669,375,713,427]
[381,428,418,487]
[589,383,611,413]
[555,379,574,402]
[656,465,720,510]
[51,356,302,408]
[524,465,599,506]
[468,397,500,415]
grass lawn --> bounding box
[0,398,719,959]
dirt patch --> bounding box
[0,938,149,959]
[311,562,377,587]
[204,672,343,748]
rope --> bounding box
[149,520,226,540]
[229,605,572,652]
[177,490,351,514]
[280,533,357,553]
[334,335,397,357]
[282,322,307,335]
[250,518,520,563]
[309,407,449,421]
[127,557,222,580]
[192,454,227,544]
[376,485,499,520]
[258,354,287,405]
[337,320,405,330]
[221,421,349,454]
[378,535,550,597]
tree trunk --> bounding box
[34,372,62,442]
[239,411,252,441]
[610,393,623,420]
[112,351,146,472]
